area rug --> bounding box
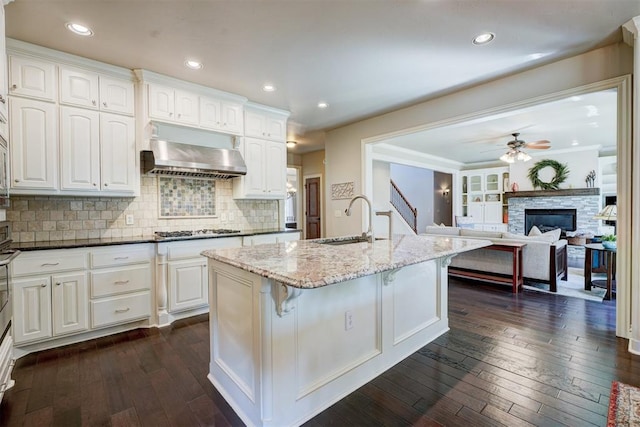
[523,267,607,302]
[608,381,640,426]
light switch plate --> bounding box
[125,214,134,225]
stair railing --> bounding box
[390,180,417,233]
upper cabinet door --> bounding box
[175,90,199,125]
[9,55,56,101]
[199,96,222,130]
[100,113,136,193]
[0,4,7,120]
[264,141,286,196]
[265,116,286,141]
[60,106,100,191]
[99,76,134,115]
[221,102,244,135]
[59,66,99,109]
[244,110,267,138]
[9,97,58,190]
[148,84,175,121]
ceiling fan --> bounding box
[500,132,550,163]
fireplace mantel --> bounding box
[504,188,600,201]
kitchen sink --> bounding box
[316,237,369,245]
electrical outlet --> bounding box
[125,214,134,225]
[345,311,353,330]
[334,209,342,218]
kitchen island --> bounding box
[201,234,490,427]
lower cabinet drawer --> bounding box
[90,291,150,329]
[90,266,151,298]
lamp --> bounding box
[593,204,617,221]
[286,140,297,148]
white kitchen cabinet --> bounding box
[156,237,242,323]
[98,75,134,115]
[168,259,208,312]
[13,271,88,344]
[8,55,56,101]
[60,106,100,191]
[89,245,152,329]
[59,67,134,116]
[148,84,199,125]
[0,330,15,404]
[51,272,89,336]
[13,277,53,344]
[244,108,286,141]
[9,97,58,190]
[0,3,8,125]
[233,137,286,199]
[59,66,99,109]
[199,96,244,135]
[100,113,136,192]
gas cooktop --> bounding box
[154,229,242,240]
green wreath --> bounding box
[527,159,569,190]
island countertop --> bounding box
[201,234,490,289]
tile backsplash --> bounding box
[7,176,280,242]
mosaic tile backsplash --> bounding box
[159,177,216,217]
[7,175,280,242]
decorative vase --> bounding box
[602,241,616,250]
[511,182,519,192]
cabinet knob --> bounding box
[11,84,17,90]
[104,183,108,187]
[169,112,173,117]
[0,117,5,124]
[103,102,107,107]
[223,123,227,126]
[14,179,19,183]
[92,100,96,106]
[40,283,46,287]
[0,95,5,104]
[178,113,181,118]
[92,183,97,186]
[56,282,61,286]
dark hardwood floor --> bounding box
[1,278,635,426]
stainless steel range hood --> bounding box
[142,139,247,179]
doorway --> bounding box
[304,175,321,239]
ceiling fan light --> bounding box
[500,152,515,163]
[516,151,531,162]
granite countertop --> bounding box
[201,234,491,289]
[11,228,302,251]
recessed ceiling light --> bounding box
[263,84,276,92]
[286,140,297,148]
[317,102,328,109]
[570,96,582,102]
[66,22,93,36]
[572,140,580,146]
[472,32,494,45]
[527,53,546,60]
[185,60,203,70]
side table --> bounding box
[583,243,616,300]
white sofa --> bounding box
[424,226,568,292]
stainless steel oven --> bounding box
[0,222,19,342]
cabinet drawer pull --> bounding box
[41,262,59,266]
[0,95,5,104]
[40,283,46,287]
[56,282,61,286]
[115,308,130,313]
[114,256,128,260]
[114,280,130,285]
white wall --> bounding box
[324,43,633,237]
[508,147,599,191]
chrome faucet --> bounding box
[345,195,374,243]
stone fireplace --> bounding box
[506,188,601,263]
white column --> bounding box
[622,16,640,354]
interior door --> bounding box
[305,177,321,239]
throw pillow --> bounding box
[545,228,561,242]
[528,226,542,236]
